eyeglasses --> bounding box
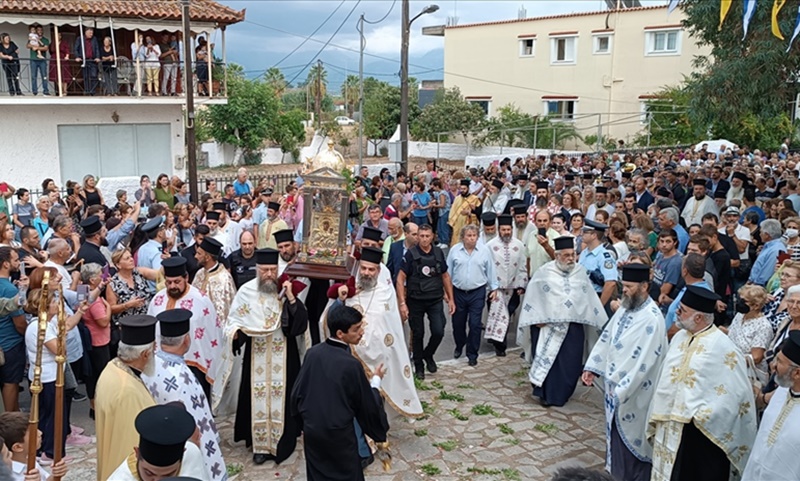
[781,272,799,279]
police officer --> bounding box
[228,230,258,289]
[579,219,618,316]
[396,224,455,380]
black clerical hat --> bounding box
[162,256,187,278]
[460,179,471,187]
[256,248,279,265]
[268,201,281,211]
[199,237,223,258]
[362,226,382,242]
[512,204,527,216]
[595,186,608,194]
[212,202,228,212]
[273,229,294,246]
[680,285,719,314]
[782,331,800,365]
[554,236,574,251]
[732,171,748,182]
[693,178,706,186]
[643,171,654,178]
[80,216,102,236]
[157,309,191,337]
[481,212,496,225]
[536,182,549,190]
[119,315,157,345]
[491,179,504,191]
[621,264,650,283]
[497,215,513,226]
[205,211,220,221]
[621,172,632,179]
[360,246,383,265]
[582,173,593,180]
[713,189,728,199]
[135,404,195,467]
[517,174,529,181]
[565,174,575,181]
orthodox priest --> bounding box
[108,404,209,481]
[192,236,237,321]
[448,179,480,247]
[322,246,423,418]
[519,236,606,407]
[484,215,528,357]
[582,264,667,481]
[647,286,757,481]
[256,202,288,249]
[95,315,157,481]
[211,248,309,465]
[291,304,390,481]
[741,331,800,481]
[142,309,226,481]
[210,201,242,256]
[148,256,221,401]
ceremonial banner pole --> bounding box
[52,285,67,480]
[27,272,50,472]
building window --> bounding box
[519,38,535,57]
[468,100,492,118]
[593,34,612,54]
[544,100,576,121]
[550,36,577,64]
[646,29,680,55]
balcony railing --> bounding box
[0,56,227,98]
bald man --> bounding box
[382,217,405,264]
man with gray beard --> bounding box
[583,264,667,481]
[211,248,309,465]
[519,236,607,407]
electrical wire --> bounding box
[270,0,347,68]
[362,0,398,24]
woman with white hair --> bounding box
[723,285,773,374]
[763,260,800,331]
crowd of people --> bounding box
[0,24,214,97]
[0,142,798,480]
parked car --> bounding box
[335,116,356,126]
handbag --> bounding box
[745,354,769,390]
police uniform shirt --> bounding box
[229,249,257,289]
[579,244,618,293]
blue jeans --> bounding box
[437,210,451,245]
[353,419,371,458]
[31,59,49,94]
[452,286,486,361]
[412,215,428,226]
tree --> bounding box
[306,63,328,127]
[363,83,401,156]
[631,84,697,147]
[472,104,581,150]
[268,109,307,162]
[202,72,279,162]
[341,74,359,116]
[411,87,485,144]
[681,0,799,147]
[264,67,288,96]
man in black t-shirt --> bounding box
[699,224,732,326]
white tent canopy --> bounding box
[693,139,739,153]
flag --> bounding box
[787,6,800,51]
[773,0,787,39]
[668,0,680,16]
[720,0,733,30]
[742,0,757,39]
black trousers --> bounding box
[86,344,110,400]
[408,297,446,367]
[670,421,729,481]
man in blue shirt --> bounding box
[0,247,26,412]
[447,224,497,366]
[657,207,688,253]
[579,219,618,316]
[749,219,786,286]
[665,253,712,333]
[233,167,253,197]
[137,216,168,289]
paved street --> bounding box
[49,345,607,480]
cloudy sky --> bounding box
[219,0,667,90]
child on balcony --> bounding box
[28,25,44,59]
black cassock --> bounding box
[291,339,389,481]
[530,322,585,407]
[232,298,308,462]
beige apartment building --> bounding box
[434,5,710,147]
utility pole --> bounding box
[358,14,365,169]
[400,0,410,173]
[181,0,198,202]
[316,59,322,130]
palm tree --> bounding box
[264,67,287,97]
[306,64,328,128]
[341,74,359,116]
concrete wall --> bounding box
[0,103,184,189]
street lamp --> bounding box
[400,2,439,173]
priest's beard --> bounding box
[728,185,743,200]
[484,232,497,242]
[621,289,648,310]
[515,221,527,231]
[167,284,188,300]
[280,249,296,262]
[535,197,547,209]
[694,192,705,201]
[258,277,279,295]
[500,233,512,244]
[142,352,157,377]
[596,199,606,207]
[555,260,575,273]
[357,273,377,291]
[210,227,219,236]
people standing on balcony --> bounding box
[81,175,105,208]
[155,173,176,209]
[27,23,49,96]
[74,27,100,96]
[159,33,179,96]
[195,36,210,96]
[143,36,161,96]
[48,31,71,96]
[100,36,117,95]
[0,33,22,96]
[130,34,146,96]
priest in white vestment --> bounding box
[583,264,667,481]
[210,201,242,257]
[109,404,210,481]
[142,309,226,481]
[321,246,423,418]
[482,179,509,216]
[681,179,719,226]
[520,236,607,407]
[147,256,221,401]
[742,330,800,481]
[647,286,757,481]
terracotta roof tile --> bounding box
[0,0,245,25]
[446,5,666,30]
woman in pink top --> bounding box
[79,263,111,416]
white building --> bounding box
[0,0,244,191]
